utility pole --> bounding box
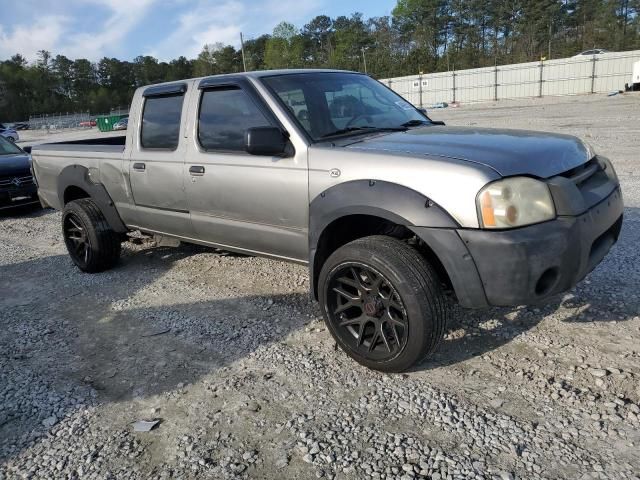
[548,19,552,60]
[362,48,367,74]
[240,32,247,72]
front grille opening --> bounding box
[559,157,602,185]
[0,175,35,188]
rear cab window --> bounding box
[140,84,187,150]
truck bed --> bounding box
[31,135,127,211]
[31,135,126,154]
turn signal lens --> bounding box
[477,177,556,229]
[480,190,496,227]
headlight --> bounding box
[477,177,556,229]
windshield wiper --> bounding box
[400,119,431,127]
[320,126,406,139]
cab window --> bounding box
[198,87,272,152]
[140,94,184,150]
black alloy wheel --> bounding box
[326,263,409,362]
[318,235,450,372]
[63,212,91,268]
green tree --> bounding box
[2,0,640,122]
[329,14,372,71]
[243,35,270,71]
[194,43,242,76]
[303,15,334,66]
[264,22,305,68]
[393,0,451,72]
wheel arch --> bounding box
[309,180,458,299]
[58,165,127,233]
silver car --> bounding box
[30,70,623,372]
[0,123,19,143]
[113,117,128,131]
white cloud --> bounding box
[0,15,69,61]
[151,0,322,60]
[0,0,324,62]
[150,0,245,60]
[0,0,158,61]
[61,0,158,59]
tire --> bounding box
[7,136,15,143]
[318,235,450,372]
[61,198,122,273]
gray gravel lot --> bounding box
[2,93,639,480]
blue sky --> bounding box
[0,0,396,62]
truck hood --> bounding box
[346,126,590,178]
[0,153,32,177]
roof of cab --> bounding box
[138,69,361,93]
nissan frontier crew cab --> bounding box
[31,69,623,372]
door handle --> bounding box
[133,162,146,171]
[189,165,205,175]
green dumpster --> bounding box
[97,114,127,132]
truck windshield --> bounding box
[0,136,22,155]
[261,72,430,141]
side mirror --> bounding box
[245,127,287,156]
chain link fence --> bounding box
[27,107,129,132]
[382,50,640,107]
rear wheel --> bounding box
[318,235,450,372]
[62,199,122,273]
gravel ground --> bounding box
[2,93,640,480]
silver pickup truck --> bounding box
[31,69,623,372]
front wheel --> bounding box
[318,236,450,372]
[62,199,122,273]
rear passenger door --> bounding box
[128,83,193,236]
[185,77,309,262]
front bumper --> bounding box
[413,186,623,308]
[459,187,623,306]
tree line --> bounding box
[1,0,639,122]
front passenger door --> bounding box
[186,79,309,261]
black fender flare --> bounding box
[309,180,459,296]
[57,165,127,233]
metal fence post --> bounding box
[538,60,544,97]
[590,55,597,94]
[418,74,423,108]
[452,70,456,103]
[494,65,498,101]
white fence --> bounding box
[381,50,640,106]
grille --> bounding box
[554,156,615,211]
[558,157,603,186]
[0,175,35,188]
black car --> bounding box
[0,136,40,210]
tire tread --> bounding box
[319,235,451,372]
[63,198,121,273]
